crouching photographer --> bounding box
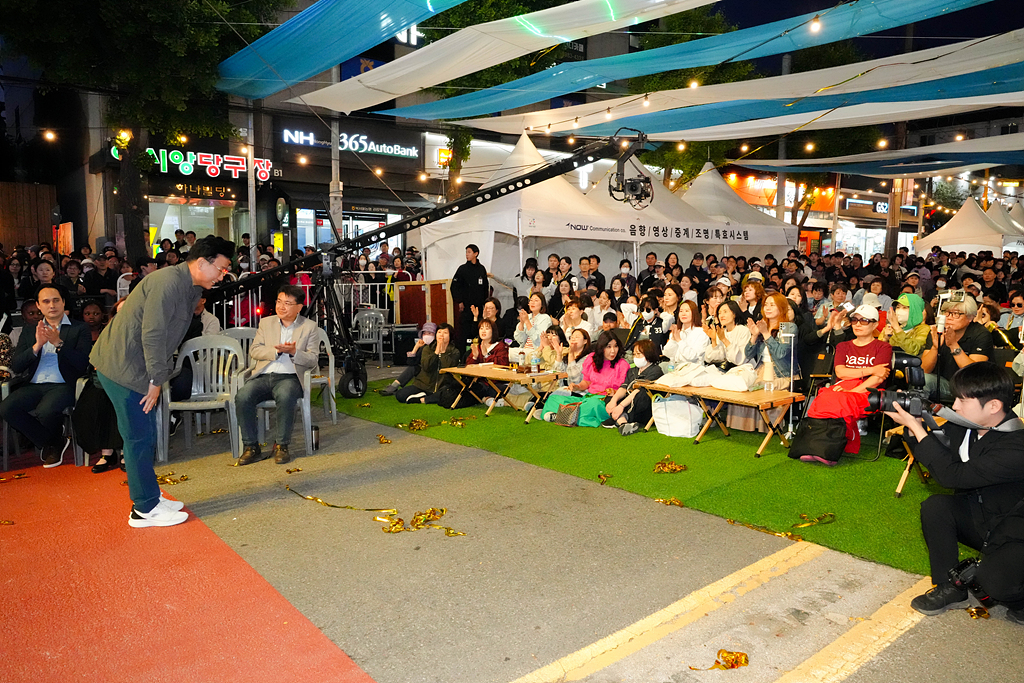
[886,361,1024,622]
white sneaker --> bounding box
[484,397,495,408]
[129,500,188,528]
[159,495,185,512]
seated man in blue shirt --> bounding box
[0,284,92,467]
[234,285,321,465]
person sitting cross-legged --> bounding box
[234,285,321,466]
[0,284,92,467]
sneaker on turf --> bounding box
[910,583,969,616]
[129,501,188,528]
[617,421,640,436]
[1006,607,1024,625]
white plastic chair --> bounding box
[310,327,337,425]
[221,327,258,360]
[155,336,244,463]
[2,377,88,471]
[115,273,133,301]
[353,308,385,368]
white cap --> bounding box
[861,292,881,308]
[852,304,879,321]
[716,277,732,288]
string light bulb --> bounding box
[804,142,815,152]
[419,172,428,181]
[567,137,575,145]
[877,139,888,148]
[298,156,308,165]
[546,123,551,133]
[677,142,686,152]
[605,108,612,119]
[740,143,749,153]
[572,117,579,128]
[43,130,56,141]
[643,94,650,107]
[688,80,699,89]
[809,15,821,32]
[374,168,383,176]
[955,133,965,141]
[455,177,463,184]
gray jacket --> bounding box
[91,262,203,394]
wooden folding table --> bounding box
[440,365,566,422]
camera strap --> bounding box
[932,407,1024,433]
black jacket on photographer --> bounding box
[910,417,1024,550]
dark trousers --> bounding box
[622,388,654,426]
[395,385,440,404]
[234,373,303,447]
[0,382,75,450]
[395,365,417,387]
[97,373,159,513]
[921,493,1024,608]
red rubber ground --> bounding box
[0,459,375,683]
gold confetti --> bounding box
[286,486,464,537]
[653,455,687,473]
[690,650,749,671]
[1,520,14,525]
[285,468,303,474]
[655,497,685,507]
[358,403,372,408]
[377,434,392,444]
[792,512,836,528]
[966,606,990,619]
[0,472,28,483]
[727,518,803,542]
[156,471,189,485]
[210,428,227,435]
[598,473,613,485]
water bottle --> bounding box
[531,356,540,373]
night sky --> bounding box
[716,0,1018,70]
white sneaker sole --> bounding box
[160,496,185,512]
[129,508,188,528]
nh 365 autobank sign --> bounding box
[282,129,418,159]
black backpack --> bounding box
[788,417,847,464]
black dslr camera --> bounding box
[867,354,932,417]
[949,558,994,607]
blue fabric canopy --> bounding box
[571,61,1024,136]
[737,152,1024,176]
[381,0,995,120]
[217,0,467,100]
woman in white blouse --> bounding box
[702,300,750,368]
[679,275,698,303]
[514,293,553,350]
[662,300,710,366]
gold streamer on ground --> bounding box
[286,468,303,474]
[358,403,372,408]
[655,497,685,507]
[1,520,14,525]
[792,512,836,528]
[0,472,28,482]
[377,434,392,444]
[286,486,464,536]
[598,473,613,485]
[395,416,477,432]
[966,606,990,619]
[727,518,803,542]
[156,471,189,485]
[653,455,687,473]
[690,650,749,671]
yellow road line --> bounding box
[772,577,932,683]
[510,542,828,683]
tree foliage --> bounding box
[0,0,290,260]
[925,180,968,230]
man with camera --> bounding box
[887,362,1024,623]
[930,292,993,403]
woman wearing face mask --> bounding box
[396,323,461,404]
[618,259,637,297]
[380,322,438,396]
[604,339,664,435]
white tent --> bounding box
[987,201,1024,236]
[1010,202,1024,228]
[914,198,1010,254]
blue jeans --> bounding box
[97,372,159,513]
[234,373,303,447]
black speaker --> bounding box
[391,325,420,366]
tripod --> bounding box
[306,257,367,398]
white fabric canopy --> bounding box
[1010,203,1024,228]
[292,0,713,113]
[914,198,1010,254]
[682,162,797,229]
[459,31,1024,135]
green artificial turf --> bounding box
[338,381,944,575]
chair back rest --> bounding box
[991,346,1021,386]
[353,310,385,342]
[220,327,258,362]
[317,327,334,364]
[116,274,133,301]
[178,336,243,397]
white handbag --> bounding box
[652,395,705,438]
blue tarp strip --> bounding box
[380,0,995,120]
[737,152,1024,175]
[571,61,1024,136]
[217,0,466,100]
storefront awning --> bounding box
[271,181,436,215]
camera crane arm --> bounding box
[205,134,635,303]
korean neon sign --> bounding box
[110,146,273,181]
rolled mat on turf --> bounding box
[346,380,943,576]
[0,462,375,683]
